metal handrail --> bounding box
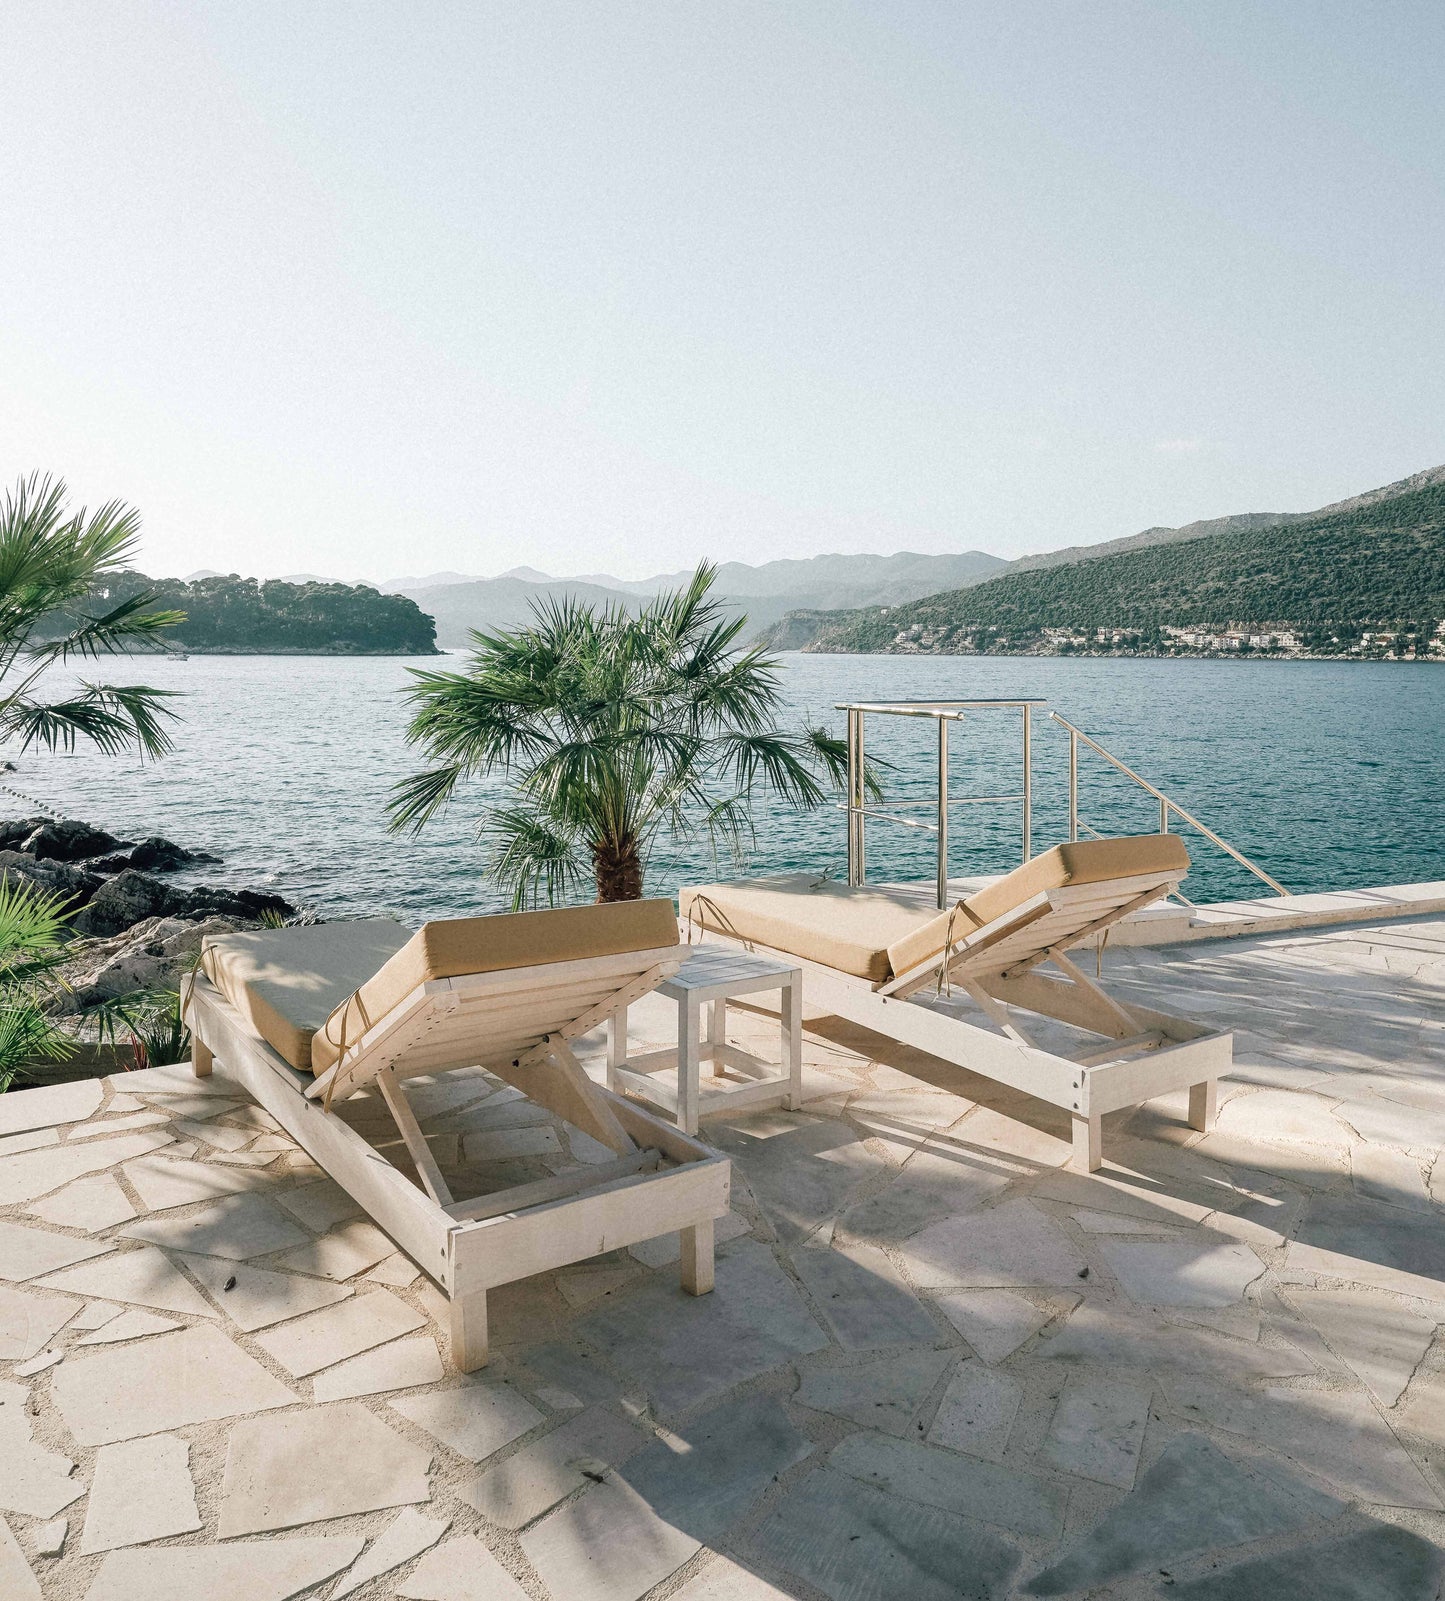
[837,697,1289,908]
[1048,711,1289,897]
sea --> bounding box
[21,653,1445,923]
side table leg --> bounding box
[706,998,726,1059]
[680,1217,715,1295]
[679,992,701,1136]
[606,1006,627,1092]
[782,971,803,1110]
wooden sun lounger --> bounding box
[183,900,730,1370]
[681,837,1231,1172]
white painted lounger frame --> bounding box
[184,941,730,1371]
[691,868,1230,1171]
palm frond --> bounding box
[0,682,179,758]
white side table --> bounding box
[606,946,803,1135]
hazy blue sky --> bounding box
[3,3,1442,581]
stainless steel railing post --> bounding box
[1022,703,1033,864]
[1159,798,1169,833]
[936,716,949,909]
[1069,729,1079,842]
[847,708,866,886]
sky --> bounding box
[2,2,1443,583]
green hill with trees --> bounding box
[78,573,439,655]
[790,482,1445,658]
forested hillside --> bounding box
[76,573,439,655]
[795,483,1445,656]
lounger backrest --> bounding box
[885,835,1190,982]
[311,898,682,1085]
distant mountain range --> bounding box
[790,478,1445,657]
[174,459,1445,653]
[389,550,1007,647]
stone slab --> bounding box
[627,1208,749,1267]
[390,1379,543,1462]
[75,1309,180,1344]
[752,1465,1020,1601]
[1041,1377,1151,1487]
[0,1129,56,1156]
[1036,1300,1316,1380]
[523,1392,812,1601]
[708,1113,881,1245]
[395,1534,531,1600]
[172,1115,254,1150]
[577,1239,828,1411]
[0,1515,39,1601]
[1165,1374,1441,1508]
[121,1153,273,1211]
[1029,1165,1217,1226]
[1098,1239,1264,1308]
[926,1360,1022,1460]
[219,1401,433,1536]
[459,1406,648,1529]
[901,1199,1087,1289]
[789,1241,939,1348]
[81,1536,364,1601]
[331,1507,451,1599]
[177,1254,353,1331]
[52,1323,296,1445]
[274,1218,397,1280]
[33,1517,65,1556]
[0,1285,81,1360]
[1283,1287,1438,1406]
[1166,1525,1443,1601]
[1351,1143,1433,1210]
[312,1335,444,1401]
[1022,1431,1342,1596]
[670,1558,798,1599]
[70,1111,171,1140]
[81,1434,201,1553]
[796,1351,952,1435]
[365,1252,423,1287]
[119,1193,309,1259]
[0,1131,172,1206]
[255,1289,426,1378]
[1283,1194,1445,1301]
[462,1125,561,1161]
[831,1432,1067,1540]
[275,1176,367,1232]
[1072,1207,1182,1234]
[0,1079,101,1136]
[25,1173,136,1231]
[37,1245,218,1318]
[840,1147,1011,1243]
[0,1219,113,1281]
[931,1288,1067,1363]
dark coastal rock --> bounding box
[0,850,104,906]
[0,817,53,851]
[57,913,252,1011]
[21,819,122,861]
[88,836,223,874]
[71,870,175,935]
[70,869,296,938]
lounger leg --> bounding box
[192,1037,214,1079]
[782,971,803,1111]
[606,1007,627,1092]
[679,1217,714,1296]
[1187,1079,1218,1133]
[1071,1112,1102,1173]
[450,1289,489,1372]
[678,993,701,1137]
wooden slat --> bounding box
[446,1148,663,1223]
[376,1069,454,1206]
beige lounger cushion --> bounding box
[201,918,412,1072]
[311,897,681,1076]
[885,833,1192,978]
[680,875,936,983]
[681,836,1191,987]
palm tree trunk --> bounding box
[593,837,644,902]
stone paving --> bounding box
[1,915,1445,1596]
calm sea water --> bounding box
[19,653,1445,921]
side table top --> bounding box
[660,943,801,999]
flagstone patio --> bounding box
[2,913,1445,1597]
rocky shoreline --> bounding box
[0,816,301,1020]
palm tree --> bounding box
[0,473,183,757]
[390,564,870,905]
